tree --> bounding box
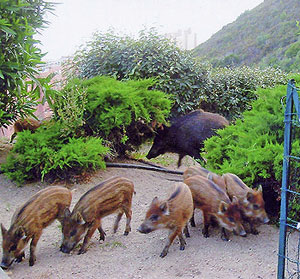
[0,0,54,128]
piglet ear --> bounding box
[232,196,239,204]
[63,208,71,219]
[219,201,228,214]
[15,227,26,240]
[1,223,7,237]
[151,197,159,205]
[74,212,85,225]
[247,192,254,202]
[160,202,170,215]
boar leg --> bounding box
[97,221,106,241]
[29,232,42,266]
[79,220,100,255]
[249,221,259,235]
[15,252,25,263]
[113,212,123,234]
[160,228,179,258]
[221,228,229,241]
[190,208,196,227]
[202,213,210,238]
[122,206,132,236]
[178,232,187,250]
[183,225,190,238]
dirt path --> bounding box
[0,145,295,279]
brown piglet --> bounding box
[10,118,42,143]
[183,175,246,241]
[183,166,226,189]
[1,186,72,269]
[60,176,135,255]
[222,173,269,234]
[138,182,193,258]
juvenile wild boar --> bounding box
[60,176,135,255]
[10,118,41,143]
[183,166,226,189]
[1,186,72,269]
[183,175,246,241]
[138,182,193,258]
[147,110,229,167]
[222,173,269,234]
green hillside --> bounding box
[192,0,300,72]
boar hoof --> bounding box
[123,231,129,236]
[180,245,185,251]
[99,235,105,241]
[251,229,259,235]
[202,229,209,238]
[78,248,87,255]
[29,257,35,267]
[160,251,167,258]
[15,252,25,263]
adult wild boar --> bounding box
[147,110,229,167]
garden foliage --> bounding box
[70,28,287,120]
[1,122,109,185]
[80,76,172,155]
[70,28,210,116]
[2,76,171,184]
[0,0,54,128]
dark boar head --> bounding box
[146,126,170,159]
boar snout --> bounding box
[239,229,247,237]
[137,224,152,234]
[60,244,73,254]
[1,258,13,270]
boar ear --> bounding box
[219,201,228,214]
[207,173,213,180]
[151,197,159,205]
[247,192,254,202]
[257,185,263,193]
[74,212,85,225]
[232,196,239,204]
[15,227,26,240]
[63,208,71,219]
[160,202,170,215]
[1,223,8,237]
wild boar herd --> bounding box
[0,166,269,269]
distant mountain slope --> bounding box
[192,0,300,71]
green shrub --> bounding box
[80,76,172,155]
[71,28,209,116]
[203,79,300,220]
[201,66,288,120]
[46,78,88,137]
[0,0,55,128]
[1,122,109,185]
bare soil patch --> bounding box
[0,143,296,279]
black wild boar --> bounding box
[146,110,229,167]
